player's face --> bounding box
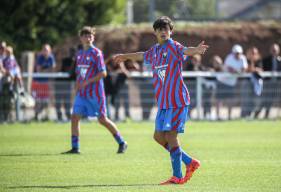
[155,25,171,44]
[80,33,94,46]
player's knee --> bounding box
[98,116,108,125]
[71,114,80,122]
[153,133,159,142]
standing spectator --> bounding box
[54,47,76,122]
[241,47,263,118]
[32,44,56,121]
[0,41,7,122]
[138,62,155,120]
[113,59,140,121]
[104,56,116,118]
[211,55,224,72]
[2,46,24,90]
[0,46,23,122]
[209,55,224,120]
[254,43,281,118]
[217,44,248,120]
[186,54,214,119]
[0,41,7,91]
[105,57,140,121]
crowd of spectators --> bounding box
[184,43,281,120]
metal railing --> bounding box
[0,72,280,122]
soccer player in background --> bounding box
[114,16,208,184]
[62,26,127,154]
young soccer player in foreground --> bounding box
[114,16,208,184]
[62,26,127,154]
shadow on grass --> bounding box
[8,184,158,189]
[0,153,59,157]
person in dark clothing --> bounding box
[54,47,76,121]
[254,43,281,119]
[240,47,263,118]
[104,57,139,120]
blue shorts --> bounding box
[72,95,106,118]
[155,106,189,133]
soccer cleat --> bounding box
[61,148,80,154]
[160,176,184,185]
[183,159,201,183]
[117,142,128,154]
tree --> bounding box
[0,0,126,54]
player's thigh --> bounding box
[153,131,166,144]
[164,130,180,147]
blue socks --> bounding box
[71,135,80,149]
[170,146,182,178]
[164,143,192,165]
[181,149,192,165]
[113,132,125,144]
[164,143,193,178]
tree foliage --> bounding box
[0,0,126,53]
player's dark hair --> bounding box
[79,26,96,36]
[153,16,173,31]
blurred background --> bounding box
[0,0,281,122]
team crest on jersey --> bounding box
[157,68,166,83]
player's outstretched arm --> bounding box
[113,52,144,64]
[184,41,209,56]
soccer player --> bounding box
[114,16,208,184]
[62,26,127,154]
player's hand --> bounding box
[113,54,126,64]
[196,41,209,54]
[75,81,88,91]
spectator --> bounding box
[185,54,205,71]
[217,44,248,120]
[209,55,224,120]
[105,57,139,121]
[0,46,23,122]
[139,62,155,120]
[113,59,139,121]
[254,43,281,119]
[240,47,263,118]
[104,56,116,118]
[32,44,56,121]
[2,46,24,90]
[0,41,7,122]
[0,41,7,90]
[211,55,224,72]
[54,47,76,122]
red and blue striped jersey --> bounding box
[75,46,106,100]
[143,38,190,109]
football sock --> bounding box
[181,148,192,165]
[170,146,183,178]
[113,132,125,144]
[164,143,191,165]
[71,135,79,149]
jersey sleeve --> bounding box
[96,50,106,73]
[175,41,188,62]
[143,46,154,66]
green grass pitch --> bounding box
[0,120,281,192]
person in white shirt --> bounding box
[216,44,248,120]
